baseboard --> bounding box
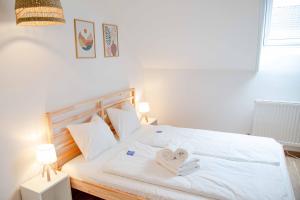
[283,145,300,152]
[285,150,300,158]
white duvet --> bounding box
[103,142,290,200]
[101,125,295,200]
[138,125,282,165]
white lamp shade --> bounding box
[36,144,57,164]
[139,102,150,113]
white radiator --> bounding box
[252,100,300,147]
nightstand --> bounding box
[141,117,158,125]
[20,171,72,200]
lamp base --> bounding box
[141,114,149,123]
[42,164,57,182]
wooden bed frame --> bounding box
[46,88,146,200]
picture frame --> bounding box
[74,19,96,59]
[102,24,119,57]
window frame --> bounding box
[263,0,300,46]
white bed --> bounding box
[62,125,295,200]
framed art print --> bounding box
[74,19,96,58]
[102,24,119,57]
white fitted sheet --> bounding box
[62,125,295,200]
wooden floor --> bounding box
[286,156,300,200]
[72,156,300,200]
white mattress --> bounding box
[62,125,295,200]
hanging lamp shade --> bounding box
[15,0,65,26]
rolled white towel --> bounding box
[156,148,200,176]
[156,156,200,176]
[174,148,189,163]
[167,142,194,163]
[156,148,188,167]
[157,148,199,168]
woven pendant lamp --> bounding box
[15,0,65,26]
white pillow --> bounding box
[107,104,141,140]
[122,102,137,113]
[67,115,117,160]
[122,102,141,119]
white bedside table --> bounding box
[20,171,72,200]
[141,117,158,125]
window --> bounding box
[264,0,300,46]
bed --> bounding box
[46,88,295,200]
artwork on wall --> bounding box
[102,24,119,57]
[74,19,96,58]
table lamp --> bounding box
[36,144,57,181]
[139,102,150,122]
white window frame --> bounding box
[264,0,300,46]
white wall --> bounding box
[144,67,300,133]
[0,0,143,199]
[119,0,263,71]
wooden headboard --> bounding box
[46,88,136,168]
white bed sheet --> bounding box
[62,125,295,200]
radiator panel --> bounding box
[253,100,300,147]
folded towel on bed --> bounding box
[156,148,200,176]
